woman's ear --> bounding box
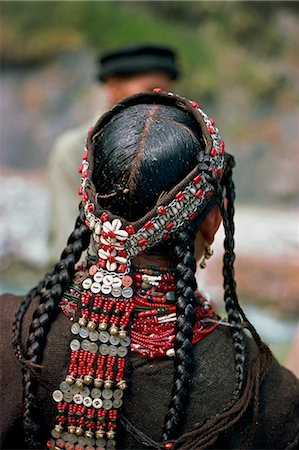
[200,205,222,245]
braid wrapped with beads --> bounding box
[13,206,91,448]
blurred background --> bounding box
[0,1,298,363]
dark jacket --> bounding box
[1,294,298,450]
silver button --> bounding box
[91,282,101,294]
[92,398,103,409]
[59,381,71,393]
[93,271,103,283]
[102,399,113,410]
[83,396,92,407]
[99,344,109,355]
[82,278,92,290]
[81,339,91,351]
[91,388,101,398]
[102,388,113,400]
[103,275,113,286]
[89,330,99,342]
[113,389,123,399]
[89,342,98,354]
[117,346,128,357]
[52,389,63,402]
[109,335,120,346]
[109,345,118,356]
[71,323,80,335]
[120,336,131,347]
[79,326,89,339]
[99,331,109,343]
[70,339,80,351]
[112,398,123,409]
[81,386,90,397]
[107,440,116,449]
[70,385,80,395]
[96,439,106,447]
[73,393,83,404]
[77,436,87,446]
[64,432,78,444]
[63,392,73,403]
[122,287,133,298]
[101,285,112,295]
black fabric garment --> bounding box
[1,294,298,450]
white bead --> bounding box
[166,348,175,357]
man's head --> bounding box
[97,45,180,106]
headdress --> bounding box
[48,91,227,450]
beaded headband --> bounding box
[77,91,225,288]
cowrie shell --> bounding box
[115,256,127,264]
[103,221,113,232]
[112,218,122,230]
[107,262,117,272]
[95,223,101,235]
[98,249,108,259]
[115,230,128,240]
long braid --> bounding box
[20,206,90,448]
[162,224,197,442]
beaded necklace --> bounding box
[48,266,219,450]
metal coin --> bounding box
[122,287,133,298]
[81,386,90,397]
[81,339,91,351]
[71,322,80,335]
[59,381,71,393]
[102,388,113,400]
[70,339,80,351]
[117,346,128,357]
[83,396,93,407]
[91,388,101,399]
[112,398,123,409]
[79,326,89,339]
[102,399,113,410]
[96,439,106,447]
[99,331,109,343]
[63,392,73,403]
[99,344,109,355]
[91,282,101,294]
[73,393,83,404]
[93,271,103,283]
[89,342,98,354]
[101,284,112,295]
[89,330,99,342]
[92,398,103,409]
[109,345,118,356]
[52,389,63,402]
[82,278,92,290]
[103,275,113,286]
[109,335,120,346]
[120,336,131,347]
[113,389,123,399]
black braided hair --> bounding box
[13,205,90,448]
[162,223,198,442]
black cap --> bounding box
[97,45,179,81]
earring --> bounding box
[200,244,214,269]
